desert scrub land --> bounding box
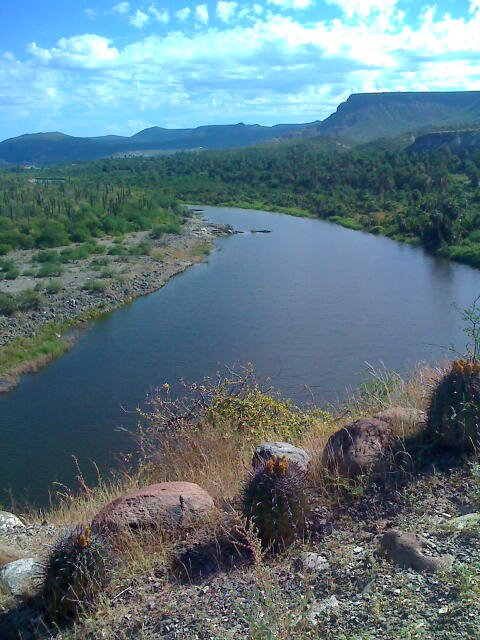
[0,215,230,392]
[1,362,480,639]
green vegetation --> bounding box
[191,243,211,257]
[83,279,107,292]
[0,160,184,255]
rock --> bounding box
[307,595,340,625]
[442,512,480,532]
[92,482,214,535]
[252,442,310,472]
[0,558,41,596]
[0,544,24,569]
[375,407,426,435]
[294,552,330,575]
[322,419,395,479]
[378,529,454,573]
[0,512,25,531]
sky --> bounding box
[1,0,480,140]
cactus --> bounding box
[242,455,309,552]
[427,359,480,451]
[40,525,113,622]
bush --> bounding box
[33,249,61,263]
[0,291,17,316]
[0,258,19,280]
[151,220,181,238]
[34,221,69,248]
[16,289,42,311]
[129,240,152,256]
[91,256,110,267]
[36,262,65,278]
[83,279,107,292]
[45,280,62,295]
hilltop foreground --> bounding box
[1,364,479,639]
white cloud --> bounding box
[149,5,169,23]
[85,8,98,19]
[112,2,130,15]
[253,4,264,14]
[325,0,398,20]
[130,9,150,28]
[216,2,237,23]
[27,34,119,67]
[470,1,480,13]
[267,0,314,9]
[195,4,209,25]
[176,7,191,21]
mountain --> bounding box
[0,122,314,165]
[408,129,480,154]
[3,91,480,165]
[314,91,480,142]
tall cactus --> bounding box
[427,359,480,451]
[242,455,309,552]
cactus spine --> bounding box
[242,455,309,552]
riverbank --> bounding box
[0,215,233,392]
[1,363,480,639]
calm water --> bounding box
[2,206,480,506]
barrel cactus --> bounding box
[40,525,114,622]
[242,455,310,552]
[427,359,480,451]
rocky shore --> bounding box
[0,215,233,392]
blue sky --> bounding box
[0,0,479,139]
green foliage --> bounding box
[40,526,113,622]
[83,279,107,292]
[128,239,152,256]
[15,288,42,311]
[191,243,211,257]
[45,280,62,295]
[427,360,480,451]
[0,257,19,280]
[0,291,17,316]
[36,262,65,278]
[91,256,110,267]
[242,455,310,552]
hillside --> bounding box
[409,129,480,154]
[0,122,314,166]
[315,91,480,142]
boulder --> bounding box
[0,558,41,596]
[375,407,426,436]
[294,552,330,575]
[252,442,310,472]
[0,512,25,532]
[92,482,214,535]
[322,418,395,479]
[378,529,454,573]
[442,512,480,532]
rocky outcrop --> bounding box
[0,558,41,596]
[375,407,426,436]
[322,418,395,479]
[378,529,454,573]
[92,482,214,535]
[0,512,25,532]
[252,442,310,472]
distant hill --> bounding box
[314,91,480,142]
[408,129,480,154]
[0,123,314,166]
[2,91,480,165]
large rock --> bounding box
[252,442,310,472]
[322,418,395,479]
[378,529,454,573]
[92,482,214,535]
[0,512,25,532]
[0,558,41,596]
[375,407,426,435]
[0,544,23,569]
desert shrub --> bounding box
[45,280,62,294]
[91,256,110,267]
[34,221,69,248]
[33,249,61,263]
[191,244,211,257]
[129,240,152,256]
[151,220,181,238]
[242,455,310,552]
[0,291,17,316]
[40,526,114,622]
[16,288,42,311]
[36,262,65,278]
[83,279,107,292]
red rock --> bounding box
[92,482,214,534]
[322,418,395,479]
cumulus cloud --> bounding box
[267,0,314,9]
[149,5,169,23]
[195,4,209,25]
[216,2,237,23]
[112,2,129,15]
[325,0,398,19]
[130,9,150,28]
[27,34,119,67]
[176,7,191,21]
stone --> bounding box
[0,558,41,596]
[442,512,480,532]
[0,512,25,532]
[322,419,395,479]
[252,442,310,472]
[375,407,426,436]
[307,596,340,625]
[378,529,454,573]
[294,552,330,575]
[92,482,214,535]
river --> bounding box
[2,206,480,506]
